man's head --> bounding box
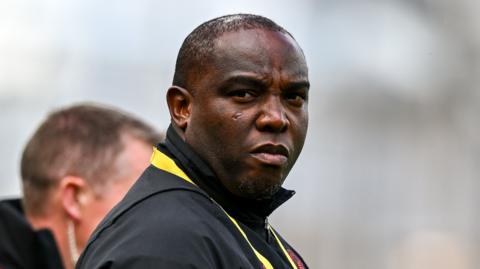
[21,103,162,268]
[167,14,309,200]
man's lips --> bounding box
[250,144,289,166]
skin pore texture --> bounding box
[170,28,309,200]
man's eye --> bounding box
[285,93,306,106]
[230,90,254,101]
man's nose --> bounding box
[255,96,289,132]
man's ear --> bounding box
[166,86,192,130]
[60,176,88,222]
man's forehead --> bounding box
[210,28,305,71]
[186,28,308,90]
[213,28,297,53]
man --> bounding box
[77,14,310,269]
[0,103,162,269]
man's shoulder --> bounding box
[77,172,248,269]
[87,190,220,250]
[0,199,32,253]
[82,166,226,249]
[0,199,24,222]
[0,199,29,268]
[103,166,213,218]
[93,166,207,227]
[111,183,220,230]
[0,199,63,269]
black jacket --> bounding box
[76,126,308,268]
[0,199,64,269]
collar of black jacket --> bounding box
[158,125,295,223]
[0,199,64,269]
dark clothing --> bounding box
[76,126,308,269]
[0,199,64,269]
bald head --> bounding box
[172,14,296,92]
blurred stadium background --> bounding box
[1,0,479,268]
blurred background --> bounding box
[1,0,479,268]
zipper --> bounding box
[265,217,272,243]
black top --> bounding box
[0,199,64,269]
[76,125,308,268]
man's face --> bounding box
[184,29,309,199]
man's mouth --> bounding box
[250,144,289,166]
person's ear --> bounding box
[166,86,192,131]
[60,176,88,222]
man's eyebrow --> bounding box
[222,75,310,91]
[284,81,310,91]
[223,75,267,88]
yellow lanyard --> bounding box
[150,148,298,269]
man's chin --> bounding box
[236,181,281,200]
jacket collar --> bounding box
[160,125,295,223]
[0,199,64,269]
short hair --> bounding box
[172,14,294,91]
[21,103,162,216]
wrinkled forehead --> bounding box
[210,29,308,77]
